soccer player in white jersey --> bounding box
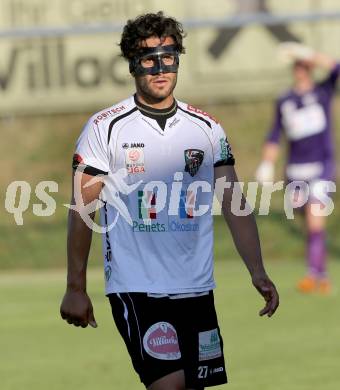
[60,11,279,390]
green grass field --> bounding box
[1,259,339,390]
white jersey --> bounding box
[73,95,234,295]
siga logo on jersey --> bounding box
[184,149,204,177]
[143,322,181,360]
[125,147,145,174]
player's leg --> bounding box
[176,292,227,389]
[109,293,185,387]
[146,369,205,390]
[297,201,330,293]
[306,203,330,293]
[147,369,185,390]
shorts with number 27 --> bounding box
[108,291,227,388]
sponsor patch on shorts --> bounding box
[199,328,222,361]
[143,322,181,360]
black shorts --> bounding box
[108,291,227,388]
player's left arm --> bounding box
[311,51,337,71]
[313,52,340,93]
[214,165,279,317]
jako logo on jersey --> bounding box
[131,142,145,148]
[125,147,145,174]
[143,322,181,360]
[184,149,204,177]
[122,142,145,148]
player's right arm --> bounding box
[60,113,110,328]
[60,171,103,328]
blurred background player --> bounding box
[255,42,340,294]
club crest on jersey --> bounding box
[184,149,204,177]
[125,148,145,174]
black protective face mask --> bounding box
[129,45,179,76]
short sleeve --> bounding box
[266,99,283,144]
[212,123,235,167]
[72,118,109,176]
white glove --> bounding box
[255,161,275,184]
[277,42,314,64]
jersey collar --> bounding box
[134,94,177,130]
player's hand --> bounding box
[277,42,314,64]
[252,274,279,317]
[60,289,98,328]
[255,160,274,184]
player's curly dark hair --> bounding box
[120,11,186,60]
